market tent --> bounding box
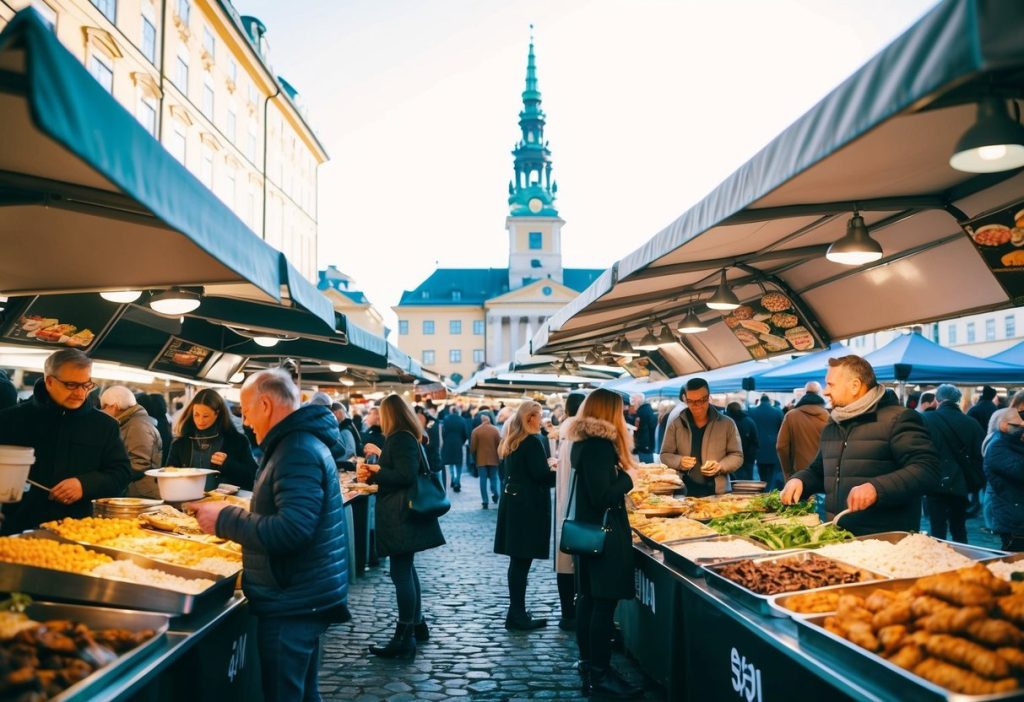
[862,332,1024,384]
[531,0,1024,374]
[0,9,332,327]
[988,339,1024,366]
[638,358,789,399]
[751,343,852,392]
[453,365,606,397]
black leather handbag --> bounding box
[407,443,451,520]
[559,470,610,556]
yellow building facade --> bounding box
[0,0,326,281]
[317,266,388,338]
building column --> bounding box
[488,313,504,367]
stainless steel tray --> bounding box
[658,535,772,577]
[0,531,236,614]
[11,601,170,702]
[796,612,1024,701]
[703,551,889,617]
[805,531,1007,574]
[769,576,916,618]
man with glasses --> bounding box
[660,378,743,496]
[0,349,131,534]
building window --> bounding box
[169,124,186,164]
[223,167,236,209]
[966,322,976,344]
[473,349,485,364]
[228,59,238,85]
[175,53,189,93]
[986,318,996,341]
[1007,315,1016,338]
[226,109,237,143]
[140,16,157,64]
[247,82,258,108]
[473,320,484,335]
[529,232,543,250]
[422,350,435,366]
[202,26,215,60]
[398,320,408,335]
[449,349,462,363]
[449,320,461,335]
[88,54,114,93]
[202,78,214,119]
[452,290,461,301]
[91,0,116,22]
[200,147,214,188]
[422,320,435,335]
[246,123,257,163]
[136,97,157,136]
[176,0,190,25]
[947,325,957,345]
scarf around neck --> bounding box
[830,385,886,424]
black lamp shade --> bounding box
[949,97,1024,173]
[826,214,884,266]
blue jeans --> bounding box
[256,615,329,702]
[447,464,462,488]
[478,466,499,504]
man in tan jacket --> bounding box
[470,414,501,509]
[776,381,829,480]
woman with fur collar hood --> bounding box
[567,389,643,700]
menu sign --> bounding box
[723,291,819,360]
[963,198,1024,303]
[150,337,215,379]
[2,294,120,350]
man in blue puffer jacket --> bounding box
[193,368,349,702]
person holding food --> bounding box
[359,395,445,661]
[99,385,162,499]
[192,369,350,702]
[659,378,743,496]
[166,389,258,491]
[493,401,557,631]
[781,355,940,535]
[0,349,131,534]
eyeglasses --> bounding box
[49,377,96,392]
[685,395,710,405]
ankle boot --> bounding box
[414,618,429,642]
[577,660,591,695]
[368,622,416,660]
[504,609,548,631]
[590,666,642,700]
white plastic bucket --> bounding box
[0,445,35,504]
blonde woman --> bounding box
[359,394,445,660]
[567,388,642,699]
[493,400,556,630]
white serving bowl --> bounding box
[144,468,219,501]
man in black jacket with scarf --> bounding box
[194,369,349,702]
[782,355,940,535]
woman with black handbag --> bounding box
[568,389,642,700]
[359,394,446,661]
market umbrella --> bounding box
[752,343,852,392]
[638,358,788,399]
[862,332,1024,385]
[987,340,1024,366]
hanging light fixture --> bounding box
[656,321,678,346]
[610,334,638,357]
[949,97,1024,173]
[635,325,660,351]
[148,288,201,315]
[328,363,348,372]
[706,270,740,311]
[100,290,142,303]
[826,211,884,266]
[229,371,245,384]
[677,307,708,334]
[253,336,282,347]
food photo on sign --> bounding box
[963,198,1024,303]
[149,337,216,379]
[721,291,819,360]
[1,294,122,350]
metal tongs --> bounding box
[826,508,852,527]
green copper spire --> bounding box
[508,25,557,217]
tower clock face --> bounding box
[528,197,543,213]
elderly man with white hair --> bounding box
[100,385,162,498]
[776,381,828,482]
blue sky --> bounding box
[236,0,937,333]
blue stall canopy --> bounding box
[988,340,1024,367]
[531,0,1024,376]
[752,343,852,392]
[862,332,1024,385]
[638,358,789,399]
[0,9,333,328]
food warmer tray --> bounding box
[702,550,889,617]
[769,575,917,618]
[795,612,1024,701]
[14,601,170,702]
[841,531,1009,561]
[631,524,716,554]
[0,531,236,615]
[657,535,774,578]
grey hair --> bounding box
[935,384,962,403]
[805,381,822,394]
[630,393,644,405]
[99,385,137,410]
[307,391,332,407]
[44,348,92,376]
[244,368,300,408]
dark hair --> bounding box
[176,389,238,437]
[919,391,936,405]
[565,391,587,418]
[681,378,709,399]
[726,401,743,417]
[827,355,877,389]
[760,394,770,403]
[982,385,997,401]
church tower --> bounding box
[506,29,565,289]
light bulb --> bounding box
[253,336,279,347]
[329,364,348,372]
[100,290,142,303]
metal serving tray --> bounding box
[803,531,1007,573]
[658,535,773,577]
[0,601,170,701]
[796,612,1024,701]
[0,531,236,614]
[703,551,889,617]
[768,576,916,618]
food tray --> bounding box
[657,535,772,577]
[768,576,916,618]
[703,551,889,617]
[730,480,767,493]
[0,531,236,614]
[13,601,170,702]
[796,612,1024,701]
[807,531,1008,568]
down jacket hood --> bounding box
[567,416,618,443]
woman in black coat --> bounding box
[568,389,643,699]
[360,394,445,661]
[493,400,555,631]
[166,389,258,490]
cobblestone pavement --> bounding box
[319,475,665,702]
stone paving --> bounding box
[319,475,665,702]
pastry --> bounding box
[759,333,790,352]
[1001,250,1024,266]
[732,305,755,320]
[734,329,760,347]
[723,316,741,329]
[785,326,815,351]
[771,312,799,329]
[760,292,792,312]
[739,319,771,334]
[974,223,1012,247]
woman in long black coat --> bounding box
[360,394,445,661]
[493,400,555,631]
[440,410,469,491]
[568,389,643,699]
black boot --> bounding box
[578,660,591,696]
[504,609,548,631]
[414,618,429,643]
[368,622,416,660]
[590,666,642,700]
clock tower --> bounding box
[507,28,564,289]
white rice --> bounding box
[987,560,1024,582]
[93,560,215,594]
[815,533,973,578]
[670,539,767,561]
